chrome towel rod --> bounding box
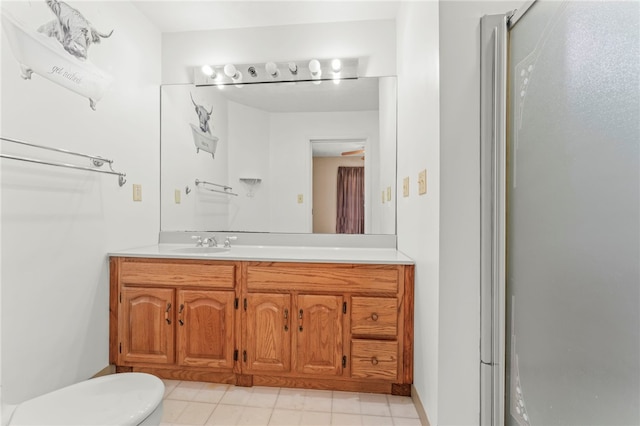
[195,179,238,196]
[0,136,126,186]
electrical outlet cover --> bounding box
[418,169,427,195]
[133,184,142,201]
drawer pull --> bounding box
[371,357,379,365]
[371,313,379,321]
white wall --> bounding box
[377,77,397,235]
[395,2,441,423]
[437,1,521,425]
[227,101,271,231]
[161,85,230,231]
[0,0,160,405]
[161,20,396,84]
[268,111,379,233]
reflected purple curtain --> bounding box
[336,166,364,234]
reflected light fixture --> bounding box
[309,59,321,79]
[224,64,242,81]
[265,62,279,78]
[201,64,216,78]
[331,59,342,73]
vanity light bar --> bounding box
[193,58,358,86]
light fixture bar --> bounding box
[193,58,358,86]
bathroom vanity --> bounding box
[109,245,414,395]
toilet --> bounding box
[7,373,164,425]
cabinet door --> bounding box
[177,290,235,369]
[296,294,343,376]
[244,293,291,373]
[119,287,175,365]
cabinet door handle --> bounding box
[165,303,172,325]
[298,309,303,332]
[371,357,379,365]
[284,309,289,331]
[371,313,379,321]
[298,309,303,319]
[178,304,185,326]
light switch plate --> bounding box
[133,184,142,201]
[297,194,303,204]
[418,169,427,195]
[386,186,392,201]
[403,177,410,197]
[382,190,385,203]
[174,189,181,204]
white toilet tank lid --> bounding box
[10,373,164,425]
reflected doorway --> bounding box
[311,138,366,234]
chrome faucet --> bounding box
[224,236,237,248]
[191,235,204,247]
[203,236,218,247]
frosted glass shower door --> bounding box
[505,1,639,425]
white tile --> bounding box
[391,417,422,426]
[269,408,303,426]
[247,386,280,408]
[362,415,394,426]
[176,402,217,425]
[237,406,273,425]
[303,389,333,412]
[162,399,189,423]
[359,393,391,417]
[332,391,361,414]
[332,412,363,425]
[220,386,253,406]
[275,388,306,410]
[206,404,244,425]
[163,379,181,397]
[387,398,419,419]
[193,383,229,404]
[168,381,208,401]
[301,411,332,426]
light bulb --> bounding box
[265,62,279,77]
[309,59,321,77]
[224,64,239,79]
[331,59,342,73]
[201,64,216,78]
[288,62,298,75]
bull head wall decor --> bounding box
[189,93,218,159]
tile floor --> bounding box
[161,380,423,426]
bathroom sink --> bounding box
[171,246,230,254]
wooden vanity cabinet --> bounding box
[243,293,344,377]
[242,262,413,395]
[110,257,241,382]
[110,257,414,395]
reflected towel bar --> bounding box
[195,179,238,196]
[0,136,126,186]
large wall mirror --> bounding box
[160,76,397,234]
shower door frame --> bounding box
[479,1,536,425]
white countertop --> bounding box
[109,244,414,265]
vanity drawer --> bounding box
[351,297,397,337]
[119,259,236,289]
[246,263,399,293]
[351,340,398,380]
